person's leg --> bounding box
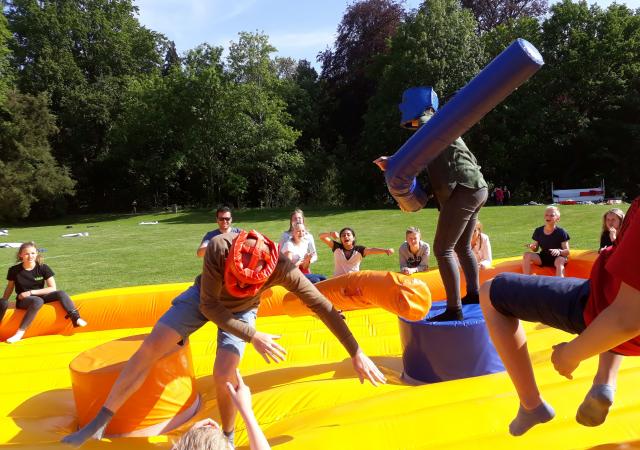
[214,348,242,438]
[62,322,183,446]
[522,252,541,275]
[480,280,555,435]
[62,285,206,447]
[41,291,87,327]
[214,309,257,445]
[576,351,622,426]
[7,296,45,342]
[0,298,8,323]
[480,273,589,435]
[431,186,486,321]
[554,257,567,278]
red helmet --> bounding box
[224,230,279,298]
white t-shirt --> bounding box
[331,241,366,277]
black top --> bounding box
[600,230,614,249]
[331,241,366,259]
[532,226,570,256]
[6,263,54,296]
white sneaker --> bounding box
[6,330,25,343]
[76,318,88,327]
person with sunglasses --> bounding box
[196,206,242,258]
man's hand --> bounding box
[373,156,389,171]
[551,342,580,379]
[351,349,387,386]
[251,331,287,363]
[226,369,253,416]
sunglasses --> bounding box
[217,217,232,222]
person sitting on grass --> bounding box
[172,370,270,450]
[398,226,430,275]
[1,242,87,344]
[479,196,640,436]
[522,206,570,277]
[62,230,385,448]
[319,228,394,277]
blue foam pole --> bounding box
[385,38,544,212]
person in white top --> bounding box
[471,221,492,269]
[279,208,317,257]
[319,227,394,277]
[281,223,326,283]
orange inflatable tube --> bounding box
[413,249,597,301]
[0,250,596,340]
[280,271,432,321]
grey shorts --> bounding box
[489,272,589,334]
[157,284,257,356]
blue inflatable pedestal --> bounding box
[399,301,505,384]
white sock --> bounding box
[6,330,25,343]
[76,318,88,327]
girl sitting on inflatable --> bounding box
[600,208,625,252]
[0,242,87,343]
[471,221,492,269]
[281,223,326,284]
[319,227,394,277]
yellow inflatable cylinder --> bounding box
[68,334,199,437]
[282,270,432,321]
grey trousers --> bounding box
[433,185,488,310]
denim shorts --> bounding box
[489,272,589,334]
[158,284,257,356]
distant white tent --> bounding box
[551,180,605,204]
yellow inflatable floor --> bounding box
[3,306,640,449]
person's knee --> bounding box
[29,297,44,310]
[479,280,493,308]
[214,351,239,385]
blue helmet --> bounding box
[399,86,438,129]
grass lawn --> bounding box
[0,203,628,295]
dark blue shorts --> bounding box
[489,273,589,334]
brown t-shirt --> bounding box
[198,233,359,356]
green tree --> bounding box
[0,91,75,221]
[224,32,302,207]
[361,0,485,205]
[5,0,165,211]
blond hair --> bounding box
[602,208,625,233]
[405,226,421,237]
[545,206,560,218]
[171,425,232,450]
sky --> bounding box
[134,0,640,68]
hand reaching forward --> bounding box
[251,331,287,363]
[226,369,253,416]
[351,349,387,386]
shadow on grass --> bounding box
[156,208,357,226]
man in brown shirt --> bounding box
[63,230,385,448]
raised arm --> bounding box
[318,231,338,249]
